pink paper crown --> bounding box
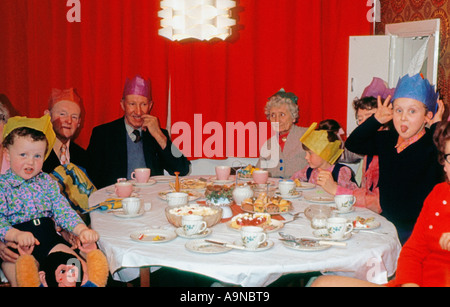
[48,88,82,109]
[361,77,396,100]
[122,75,152,100]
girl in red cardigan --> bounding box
[387,121,450,287]
[312,121,450,287]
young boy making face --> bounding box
[345,73,444,244]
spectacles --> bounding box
[445,154,450,164]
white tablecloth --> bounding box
[89,177,402,287]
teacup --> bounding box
[326,217,353,240]
[115,182,133,198]
[252,170,269,185]
[278,180,295,196]
[166,192,188,207]
[215,166,231,181]
[182,215,207,236]
[122,197,141,215]
[241,226,267,250]
[131,168,151,183]
[334,195,356,213]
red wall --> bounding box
[0,0,372,158]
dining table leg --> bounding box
[140,267,151,287]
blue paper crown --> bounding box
[392,73,439,115]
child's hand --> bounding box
[15,231,40,248]
[374,95,393,124]
[317,170,338,195]
[439,233,450,251]
[78,229,99,245]
[17,245,35,256]
[427,99,445,126]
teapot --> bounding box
[233,184,253,205]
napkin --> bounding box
[84,199,122,213]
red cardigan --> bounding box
[388,182,450,287]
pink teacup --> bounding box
[131,168,151,183]
[252,170,269,184]
[115,182,133,198]
[215,166,231,181]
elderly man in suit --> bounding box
[87,75,190,189]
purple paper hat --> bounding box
[361,77,396,100]
[122,75,152,100]
[392,73,439,115]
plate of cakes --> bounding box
[169,179,207,190]
[240,194,293,215]
[227,213,284,233]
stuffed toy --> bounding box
[15,243,109,287]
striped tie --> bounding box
[60,144,68,165]
[133,130,141,143]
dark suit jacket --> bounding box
[86,117,190,189]
[43,142,88,174]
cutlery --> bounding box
[279,238,346,247]
[278,232,347,247]
[205,240,246,250]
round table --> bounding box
[88,176,402,287]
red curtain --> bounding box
[0,0,371,159]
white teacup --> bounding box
[252,170,269,184]
[122,197,141,215]
[115,182,133,198]
[334,195,356,213]
[182,215,207,236]
[278,180,295,196]
[215,166,231,181]
[166,192,188,207]
[241,226,267,250]
[131,168,151,183]
[326,217,353,240]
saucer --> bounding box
[209,176,235,185]
[276,191,302,199]
[185,240,232,254]
[175,227,212,239]
[113,208,144,218]
[304,195,334,204]
[335,207,355,214]
[106,187,140,194]
[111,192,140,199]
[295,182,316,190]
[130,229,177,243]
[129,179,157,187]
[312,229,352,241]
[233,240,274,252]
[152,175,176,183]
[281,240,331,252]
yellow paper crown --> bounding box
[300,122,343,165]
[3,114,56,160]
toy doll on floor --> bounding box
[15,241,108,287]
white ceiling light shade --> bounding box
[158,0,236,41]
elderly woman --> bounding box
[257,89,308,179]
[0,102,10,174]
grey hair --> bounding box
[0,102,10,124]
[264,95,299,123]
